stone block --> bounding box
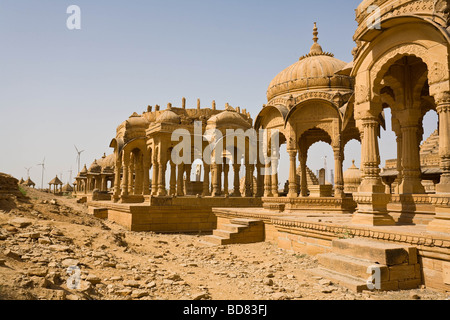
[389,265,417,281]
[332,238,410,266]
[318,253,390,282]
[397,278,422,290]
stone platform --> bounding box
[210,207,450,293]
[262,196,357,214]
[87,196,261,233]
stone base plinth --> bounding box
[309,185,333,197]
[427,195,450,233]
[351,213,396,226]
[352,193,395,226]
[119,195,145,204]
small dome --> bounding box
[207,110,251,129]
[125,112,149,128]
[267,23,353,102]
[88,160,102,173]
[97,153,115,169]
[344,160,362,193]
[156,110,181,124]
[80,164,88,174]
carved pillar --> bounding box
[177,164,185,196]
[184,163,192,195]
[169,162,177,196]
[333,148,344,198]
[128,155,134,195]
[101,176,107,192]
[256,163,264,197]
[232,163,241,197]
[288,150,298,198]
[211,164,220,197]
[264,160,272,197]
[392,134,403,194]
[158,161,167,196]
[428,98,450,233]
[223,161,229,196]
[399,124,425,194]
[143,157,151,196]
[216,164,222,196]
[299,152,308,197]
[245,163,255,197]
[352,116,394,226]
[121,153,130,197]
[436,101,450,193]
[134,156,143,195]
[271,156,279,197]
[151,161,159,196]
[243,162,251,197]
[203,164,210,196]
[94,177,100,190]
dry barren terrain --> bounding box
[0,186,448,301]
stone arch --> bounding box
[370,43,433,102]
[288,99,341,149]
[286,98,342,126]
[254,105,289,131]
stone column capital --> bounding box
[437,103,450,114]
[361,117,379,127]
[287,149,297,157]
[434,91,450,107]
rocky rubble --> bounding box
[0,186,449,301]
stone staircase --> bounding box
[203,218,264,246]
[309,238,422,292]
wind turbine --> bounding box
[37,158,45,190]
[74,145,85,174]
[67,167,73,185]
[24,167,32,179]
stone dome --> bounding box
[97,153,115,169]
[79,165,88,175]
[156,110,181,124]
[207,110,251,129]
[344,160,362,193]
[267,23,353,102]
[125,112,149,129]
[88,160,102,173]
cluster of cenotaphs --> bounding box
[72,0,450,235]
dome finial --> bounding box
[313,22,319,43]
[309,22,323,55]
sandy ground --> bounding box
[0,187,448,301]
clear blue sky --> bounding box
[0,0,437,187]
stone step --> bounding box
[230,218,262,227]
[332,238,416,266]
[317,252,389,282]
[308,267,369,293]
[213,229,237,239]
[202,235,233,246]
[221,223,248,233]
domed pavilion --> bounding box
[255,23,360,213]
